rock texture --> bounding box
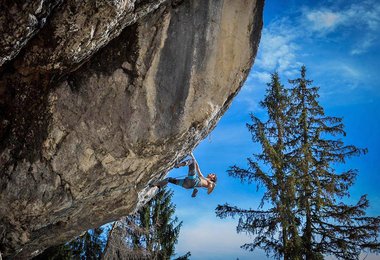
[0,0,264,258]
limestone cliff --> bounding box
[0,0,264,258]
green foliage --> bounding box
[288,66,380,259]
[36,189,184,260]
[217,72,301,259]
[123,188,183,260]
[216,66,380,260]
[33,227,105,260]
[33,244,72,260]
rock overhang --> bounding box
[0,0,264,258]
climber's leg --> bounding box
[153,177,185,189]
[152,178,169,188]
[167,177,185,187]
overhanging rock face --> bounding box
[0,0,264,258]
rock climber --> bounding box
[154,154,217,197]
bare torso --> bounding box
[199,178,209,187]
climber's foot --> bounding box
[191,188,198,198]
[150,182,162,189]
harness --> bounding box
[176,170,201,188]
[186,173,201,187]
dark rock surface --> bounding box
[0,0,264,258]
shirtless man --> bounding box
[154,155,217,197]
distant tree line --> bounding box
[34,188,189,260]
[216,66,380,259]
[33,227,105,260]
[102,188,190,260]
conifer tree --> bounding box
[216,72,301,259]
[288,66,380,259]
[216,67,380,260]
[135,188,182,259]
[102,188,184,260]
[34,227,105,260]
[38,189,185,260]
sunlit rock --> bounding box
[0,0,264,257]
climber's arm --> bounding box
[189,153,206,179]
[207,182,215,194]
[194,161,205,179]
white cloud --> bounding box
[339,64,361,79]
[250,71,271,84]
[255,27,299,73]
[256,32,294,71]
[301,1,380,54]
[176,215,380,260]
[242,0,380,110]
[303,1,380,33]
[350,36,375,55]
[242,18,303,111]
[343,2,380,31]
[305,9,343,32]
[311,60,365,102]
[252,20,302,84]
[176,218,263,259]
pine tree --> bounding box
[216,72,301,259]
[32,244,72,260]
[135,188,182,259]
[82,228,104,259]
[216,67,380,260]
[102,188,184,260]
[288,66,380,259]
[33,227,105,260]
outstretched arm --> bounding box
[194,161,206,179]
[190,153,206,179]
[191,153,215,195]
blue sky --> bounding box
[170,1,380,259]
